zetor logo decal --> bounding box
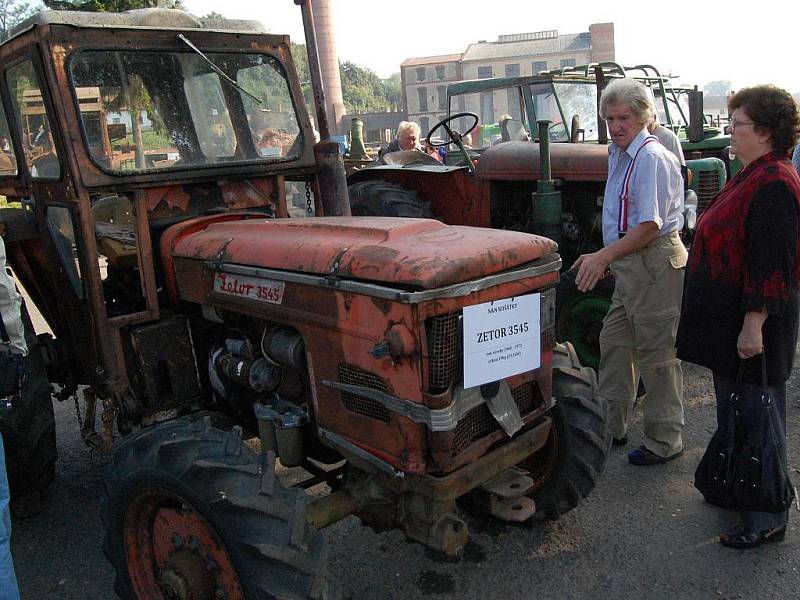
[213,272,285,304]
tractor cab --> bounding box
[0,9,323,405]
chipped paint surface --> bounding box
[170,217,557,289]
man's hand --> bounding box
[573,251,610,292]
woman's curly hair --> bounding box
[728,85,800,154]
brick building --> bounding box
[401,24,614,135]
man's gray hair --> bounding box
[599,78,656,125]
[396,120,421,138]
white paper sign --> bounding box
[462,294,540,389]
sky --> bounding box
[182,0,798,96]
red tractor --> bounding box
[0,6,608,598]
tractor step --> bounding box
[481,467,534,498]
[470,467,537,522]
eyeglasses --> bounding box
[729,119,755,131]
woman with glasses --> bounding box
[676,85,800,549]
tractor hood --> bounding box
[476,141,609,182]
[168,215,557,290]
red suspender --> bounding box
[618,136,658,234]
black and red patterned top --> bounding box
[676,151,800,384]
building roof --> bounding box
[401,54,463,68]
[461,32,591,62]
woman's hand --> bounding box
[737,309,768,359]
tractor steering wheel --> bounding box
[427,112,479,147]
[426,112,479,174]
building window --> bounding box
[416,67,426,81]
[477,66,493,79]
[437,86,447,111]
[532,61,547,74]
[435,65,445,79]
[418,87,428,112]
[505,64,520,77]
[420,117,430,136]
[560,58,576,68]
[506,88,523,122]
[480,91,494,125]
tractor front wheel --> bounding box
[101,414,334,600]
[523,343,611,520]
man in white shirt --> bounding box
[573,78,688,466]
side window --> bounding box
[6,60,60,179]
[0,100,17,177]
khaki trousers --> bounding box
[599,232,687,457]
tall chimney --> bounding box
[311,0,346,135]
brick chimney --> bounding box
[312,0,347,134]
[589,23,615,63]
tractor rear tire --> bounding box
[524,342,611,520]
[101,413,335,600]
[1,306,56,512]
[348,180,434,218]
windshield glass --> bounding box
[552,82,598,141]
[69,50,303,173]
[448,86,528,149]
[653,88,692,128]
[529,82,568,142]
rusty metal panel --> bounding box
[128,315,202,410]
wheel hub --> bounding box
[160,549,216,600]
[124,495,244,600]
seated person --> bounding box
[379,121,423,157]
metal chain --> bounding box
[73,394,82,429]
[305,181,313,215]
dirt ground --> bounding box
[9,308,800,599]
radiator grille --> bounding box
[426,313,462,394]
[338,364,391,423]
[697,170,721,211]
[451,382,539,456]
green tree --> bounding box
[0,0,41,40]
[289,43,402,114]
[44,0,182,10]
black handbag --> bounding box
[694,354,796,513]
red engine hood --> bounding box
[169,216,557,290]
[476,141,609,182]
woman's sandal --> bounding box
[719,525,787,549]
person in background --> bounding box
[380,121,422,156]
[573,78,687,466]
[676,85,800,548]
[648,116,685,166]
[421,139,444,163]
[792,143,800,176]
[0,235,23,599]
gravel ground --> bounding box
[9,307,800,599]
